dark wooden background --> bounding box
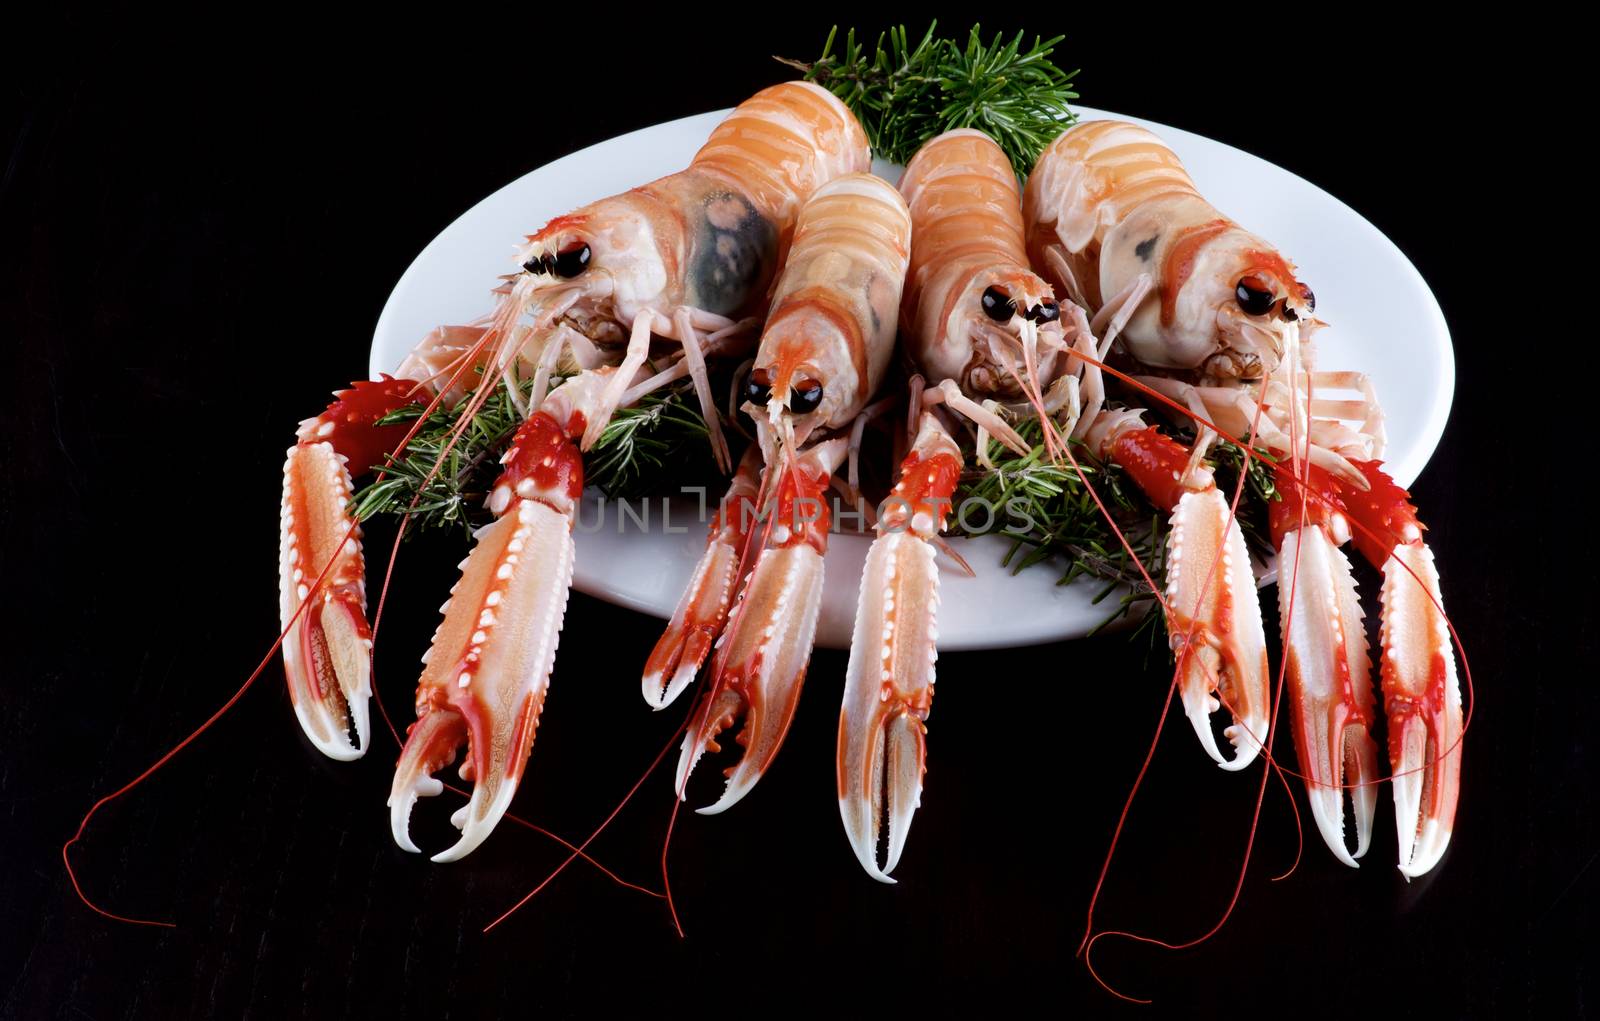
[2,12,1589,1018]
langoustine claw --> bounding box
[641,446,763,710]
[279,376,419,760]
[386,374,600,862]
[1083,411,1272,770]
[1337,461,1462,876]
[675,437,848,813]
[1266,458,1461,874]
[1270,463,1380,866]
[837,413,961,882]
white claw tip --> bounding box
[1185,703,1267,772]
[1184,702,1229,767]
[429,780,517,863]
[694,775,757,816]
[1398,822,1451,879]
[387,779,437,854]
[641,672,668,710]
[1217,731,1265,772]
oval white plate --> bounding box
[372,104,1453,651]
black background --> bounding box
[2,12,1590,1019]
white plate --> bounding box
[371,104,1454,651]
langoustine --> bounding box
[830,128,1068,881]
[280,81,870,862]
[651,172,914,818]
[1025,119,1462,875]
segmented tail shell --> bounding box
[900,128,1032,329]
[897,129,1059,397]
[757,172,911,425]
[1024,120,1202,258]
[692,81,871,248]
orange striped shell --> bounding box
[753,172,911,435]
[899,129,1062,400]
[1024,121,1312,379]
[511,82,873,338]
[692,81,872,253]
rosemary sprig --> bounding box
[585,389,716,502]
[952,417,1161,597]
[350,375,714,538]
[778,22,1080,176]
[349,379,527,539]
[950,417,1283,633]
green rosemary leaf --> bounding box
[780,22,1080,177]
[948,415,1281,639]
[350,375,713,537]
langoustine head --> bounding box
[1025,119,1317,384]
[503,202,665,352]
[1102,207,1316,381]
[929,264,1067,401]
[897,128,1068,413]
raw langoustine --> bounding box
[829,127,1071,883]
[280,81,870,862]
[1025,119,1462,875]
[646,172,913,818]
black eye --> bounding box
[552,243,591,278]
[1027,301,1059,324]
[521,255,549,275]
[981,286,1016,322]
[1301,286,1315,314]
[743,369,771,407]
[789,379,824,415]
[1235,278,1275,317]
